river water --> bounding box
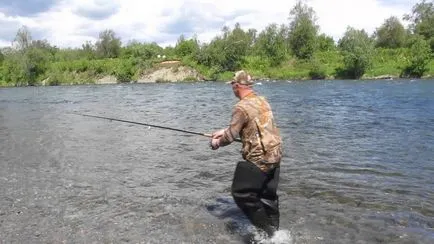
[0,79,433,244]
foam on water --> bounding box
[268,230,293,244]
[249,229,293,244]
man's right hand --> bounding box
[212,129,225,139]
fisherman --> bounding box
[209,70,282,237]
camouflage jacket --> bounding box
[219,92,282,171]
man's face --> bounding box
[230,80,240,98]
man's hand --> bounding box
[209,128,226,150]
[212,129,225,139]
[209,138,220,150]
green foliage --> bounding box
[243,56,271,73]
[317,34,336,51]
[197,23,253,72]
[13,25,32,51]
[367,48,407,77]
[404,0,433,41]
[175,35,200,59]
[54,48,82,61]
[267,66,310,80]
[1,0,433,86]
[338,27,375,79]
[430,36,434,51]
[288,0,319,59]
[163,46,176,59]
[197,39,224,70]
[374,16,407,48]
[0,42,55,86]
[121,41,163,60]
[95,29,121,59]
[81,41,96,60]
[401,35,432,78]
[313,51,344,76]
[47,72,64,86]
[221,23,254,71]
[308,58,327,79]
[1,53,27,86]
[214,71,234,81]
[253,24,288,66]
[25,46,53,85]
[113,58,137,82]
[182,76,198,82]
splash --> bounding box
[251,229,293,244]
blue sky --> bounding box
[0,0,420,48]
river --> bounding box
[0,79,433,243]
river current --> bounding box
[0,79,433,243]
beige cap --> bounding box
[232,70,253,85]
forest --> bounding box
[0,0,433,86]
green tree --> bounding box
[224,23,254,70]
[401,35,431,78]
[317,33,335,51]
[25,46,53,85]
[122,41,163,60]
[253,23,289,66]
[1,53,26,86]
[404,0,433,41]
[95,29,121,58]
[338,27,375,79]
[288,0,319,59]
[246,28,258,51]
[0,49,4,82]
[198,23,253,72]
[6,27,57,86]
[53,48,83,62]
[163,46,176,58]
[197,38,225,71]
[374,16,406,48]
[13,26,32,51]
[175,35,200,59]
[80,41,96,60]
[0,50,4,64]
[31,39,57,53]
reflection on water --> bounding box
[0,80,433,243]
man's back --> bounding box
[235,92,282,170]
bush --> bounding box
[338,27,375,79]
[113,59,135,82]
[400,36,431,78]
[308,59,327,79]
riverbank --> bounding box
[0,55,433,87]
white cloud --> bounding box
[0,0,420,49]
[310,0,417,40]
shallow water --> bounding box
[0,80,433,243]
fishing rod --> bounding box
[73,113,241,142]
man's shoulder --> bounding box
[241,93,270,106]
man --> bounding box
[209,70,282,237]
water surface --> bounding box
[0,79,433,243]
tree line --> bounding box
[0,0,432,86]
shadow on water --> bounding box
[206,197,257,243]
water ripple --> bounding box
[0,80,433,243]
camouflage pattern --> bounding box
[233,70,254,85]
[219,92,282,171]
